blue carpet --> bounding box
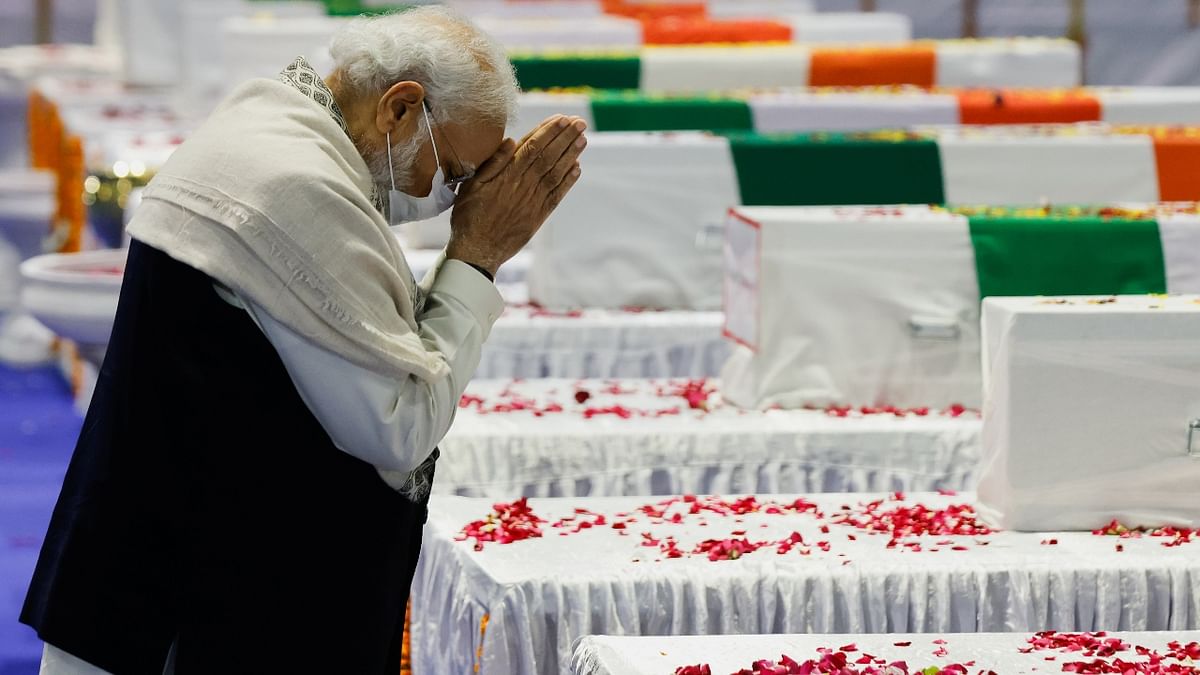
[0,363,81,672]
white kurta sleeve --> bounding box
[225,259,503,479]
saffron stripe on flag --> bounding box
[1151,132,1200,201]
[956,89,1101,125]
[809,45,937,88]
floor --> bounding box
[0,363,81,675]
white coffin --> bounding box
[527,132,741,311]
[785,12,912,44]
[475,16,642,52]
[707,0,815,16]
[445,0,604,19]
[182,0,325,101]
[220,16,344,91]
[977,295,1200,531]
[720,206,981,410]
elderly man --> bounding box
[21,8,585,675]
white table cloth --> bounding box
[480,307,728,380]
[412,491,1200,675]
[436,378,982,497]
[572,631,1200,675]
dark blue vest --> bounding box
[21,240,427,674]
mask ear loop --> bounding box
[386,101,442,194]
[421,101,443,172]
[386,130,396,192]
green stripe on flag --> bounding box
[319,0,413,15]
[590,92,753,132]
[510,54,641,91]
[968,216,1167,298]
[726,133,945,206]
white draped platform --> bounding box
[571,631,1200,675]
[412,491,1200,675]
[480,310,728,380]
[436,379,981,498]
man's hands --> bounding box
[446,115,587,277]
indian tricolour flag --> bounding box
[721,205,1200,410]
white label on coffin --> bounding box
[640,46,811,93]
[936,130,1159,204]
[528,133,741,311]
[934,39,1081,88]
[723,209,759,350]
[748,91,959,133]
[978,295,1200,531]
[720,206,980,411]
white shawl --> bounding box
[127,78,449,383]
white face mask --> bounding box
[387,104,457,225]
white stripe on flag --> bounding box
[475,16,642,52]
[934,39,1080,88]
[640,45,811,93]
[1095,87,1200,125]
[509,93,594,139]
[785,12,912,44]
[937,129,1159,204]
[748,91,959,133]
[1158,213,1200,293]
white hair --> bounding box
[330,6,519,127]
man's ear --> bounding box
[375,81,427,137]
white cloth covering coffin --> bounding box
[977,294,1200,532]
[721,206,982,411]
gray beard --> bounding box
[364,132,423,215]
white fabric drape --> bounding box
[571,631,1200,675]
[436,379,982,498]
[478,310,729,379]
[412,492,1200,675]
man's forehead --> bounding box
[445,120,505,162]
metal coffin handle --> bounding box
[909,315,961,341]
